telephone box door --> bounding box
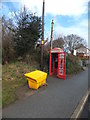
[57,52,66,79]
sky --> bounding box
[1,0,89,47]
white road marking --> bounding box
[70,90,89,119]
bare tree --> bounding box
[44,37,64,53]
[52,37,64,48]
[64,34,87,54]
[2,16,15,64]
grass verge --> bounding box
[2,61,39,107]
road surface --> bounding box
[79,99,88,118]
[3,68,88,118]
[79,94,89,119]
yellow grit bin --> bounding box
[24,70,47,90]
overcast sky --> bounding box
[1,0,89,46]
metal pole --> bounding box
[50,20,54,50]
[41,0,45,71]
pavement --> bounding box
[2,68,88,118]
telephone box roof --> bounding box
[51,48,64,53]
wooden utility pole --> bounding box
[41,0,45,71]
[50,20,54,50]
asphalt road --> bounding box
[79,99,88,119]
[2,68,88,118]
[79,65,90,119]
[79,94,89,119]
[0,80,2,120]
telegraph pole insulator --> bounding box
[41,0,45,71]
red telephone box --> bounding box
[49,48,66,80]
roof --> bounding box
[51,48,64,53]
[75,46,90,51]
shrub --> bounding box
[66,54,82,74]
